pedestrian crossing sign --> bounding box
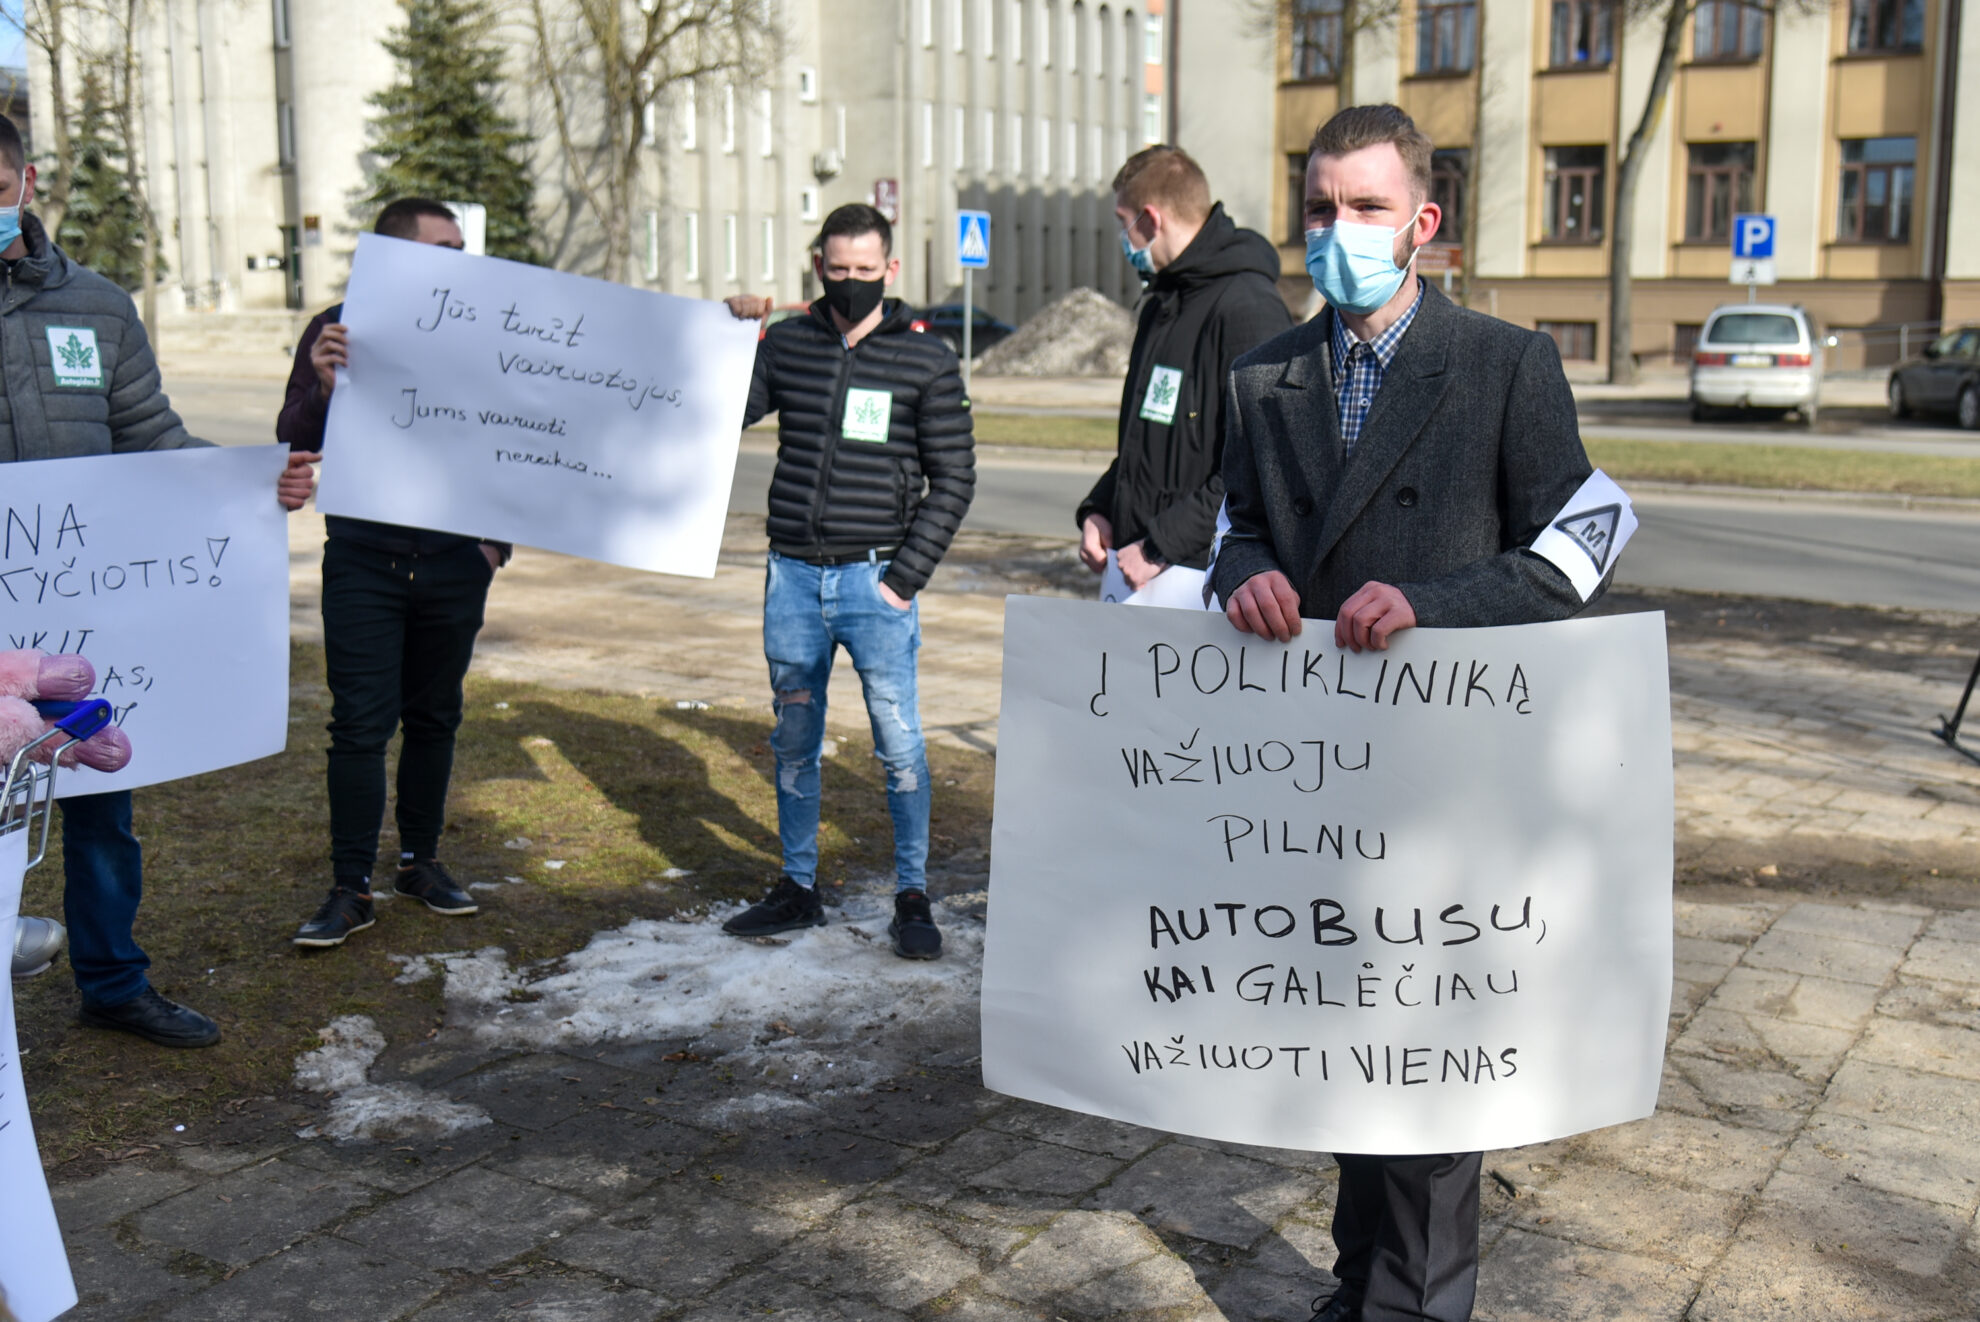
[958,210,991,269]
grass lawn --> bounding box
[17,642,996,1170]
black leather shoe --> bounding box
[723,876,826,937]
[78,988,220,1048]
[888,888,942,960]
[394,860,479,915]
[1309,1290,1361,1322]
[294,887,377,947]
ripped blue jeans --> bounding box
[762,551,930,893]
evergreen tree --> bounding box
[364,0,539,264]
[53,64,158,291]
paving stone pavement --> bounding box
[38,508,1980,1320]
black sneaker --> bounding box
[1309,1289,1362,1322]
[888,889,942,960]
[78,987,221,1048]
[395,860,480,915]
[723,876,826,937]
[293,887,377,947]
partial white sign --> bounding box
[316,234,760,577]
[0,828,80,1322]
[983,598,1674,1155]
[1529,469,1637,603]
[0,447,292,797]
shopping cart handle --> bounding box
[32,699,115,742]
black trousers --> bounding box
[1331,1150,1481,1322]
[321,538,491,879]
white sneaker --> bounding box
[11,915,65,979]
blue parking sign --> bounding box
[1732,214,1775,260]
[958,210,991,269]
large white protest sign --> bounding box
[316,234,760,577]
[0,828,80,1322]
[0,446,291,796]
[982,598,1674,1155]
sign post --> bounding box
[957,208,991,393]
[1731,213,1776,304]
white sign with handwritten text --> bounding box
[316,234,760,577]
[1,446,291,797]
[982,599,1674,1154]
[0,828,80,1322]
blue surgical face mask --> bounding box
[1119,219,1155,278]
[1304,207,1422,315]
[0,195,23,251]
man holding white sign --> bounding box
[1213,106,1634,1322]
[280,199,505,948]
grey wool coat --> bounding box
[1209,282,1599,627]
[0,213,206,464]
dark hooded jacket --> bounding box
[1077,203,1293,568]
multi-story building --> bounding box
[21,1,1288,340]
[1270,0,1978,369]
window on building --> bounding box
[1012,0,1025,61]
[1285,153,1308,244]
[1542,145,1605,243]
[1069,0,1082,71]
[1039,117,1052,176]
[1145,13,1162,64]
[1067,120,1079,179]
[1098,4,1112,76]
[760,217,776,280]
[1122,8,1136,82]
[799,188,819,222]
[923,101,935,167]
[1416,0,1477,74]
[277,101,296,167]
[1430,148,1468,242]
[1143,93,1162,144]
[1091,123,1104,180]
[1290,0,1344,81]
[721,83,736,153]
[723,214,738,280]
[1684,141,1754,241]
[681,90,698,150]
[645,211,661,281]
[760,89,774,156]
[271,0,291,48]
[798,66,818,102]
[919,0,934,47]
[985,0,998,55]
[1693,1,1764,60]
[1042,0,1055,67]
[1847,0,1924,53]
[1837,136,1916,242]
[684,213,700,281]
[1549,0,1612,67]
[984,109,997,171]
[1538,321,1597,361]
[954,105,966,165]
[1012,112,1024,173]
[1674,323,1703,360]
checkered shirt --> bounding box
[1330,282,1424,457]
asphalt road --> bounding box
[732,446,1980,614]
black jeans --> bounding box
[1331,1150,1482,1322]
[321,538,491,879]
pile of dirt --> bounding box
[975,287,1135,377]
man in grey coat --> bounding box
[0,114,309,1043]
[1212,105,1604,1322]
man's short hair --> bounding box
[1111,145,1212,223]
[374,197,460,239]
[816,203,892,256]
[0,115,26,179]
[1308,104,1434,204]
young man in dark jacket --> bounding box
[1079,146,1293,604]
[721,204,975,959]
[279,198,508,949]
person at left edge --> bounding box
[277,198,511,950]
[722,203,975,960]
[0,111,306,1045]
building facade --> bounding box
[1271,0,1977,369]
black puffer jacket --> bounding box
[744,299,974,599]
[1077,204,1292,568]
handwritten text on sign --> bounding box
[0,829,81,1322]
[981,599,1674,1155]
[0,446,291,796]
[316,234,760,577]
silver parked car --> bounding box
[1688,303,1822,426]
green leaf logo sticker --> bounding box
[46,325,105,388]
[842,387,894,442]
[1139,365,1183,425]
[58,332,93,371]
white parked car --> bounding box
[1688,303,1823,426]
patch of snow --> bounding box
[660,867,694,880]
[292,1013,491,1143]
[544,860,567,870]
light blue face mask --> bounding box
[1304,208,1422,315]
[1119,220,1155,278]
[0,200,21,252]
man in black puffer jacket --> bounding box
[1079,146,1294,605]
[722,204,974,960]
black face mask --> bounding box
[820,274,886,325]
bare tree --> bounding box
[1607,0,1822,384]
[526,0,780,283]
[1240,0,1403,94]
[9,0,82,232]
[107,0,160,335]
